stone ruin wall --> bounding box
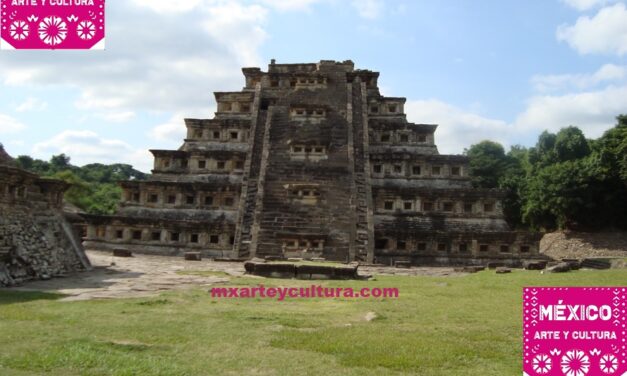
[0,161,91,287]
[83,213,236,258]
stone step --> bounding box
[581,258,612,270]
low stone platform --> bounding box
[581,258,612,269]
[244,260,360,280]
[113,249,133,258]
[523,260,548,270]
[453,266,486,273]
[184,252,202,261]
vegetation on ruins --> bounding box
[466,115,627,231]
[14,153,148,215]
[0,269,624,375]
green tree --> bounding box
[15,155,51,175]
[520,120,627,230]
[15,155,34,170]
[465,141,529,227]
[554,126,590,162]
[522,159,594,229]
[15,153,147,215]
[85,183,123,214]
[596,115,627,185]
[465,140,509,188]
[466,121,627,230]
[50,170,93,210]
[50,154,71,172]
[498,145,527,228]
[527,131,557,169]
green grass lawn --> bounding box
[0,269,625,376]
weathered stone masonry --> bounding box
[84,60,542,266]
[0,146,91,287]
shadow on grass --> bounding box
[0,290,66,305]
[0,267,144,296]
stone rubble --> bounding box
[0,145,91,287]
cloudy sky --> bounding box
[1,0,626,172]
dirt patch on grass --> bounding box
[364,311,377,322]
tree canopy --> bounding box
[15,154,148,215]
[466,115,627,231]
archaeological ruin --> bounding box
[0,145,91,287]
[83,60,543,266]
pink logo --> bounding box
[1,0,104,50]
[523,287,626,376]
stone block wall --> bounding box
[0,203,90,286]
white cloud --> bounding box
[16,97,48,112]
[406,78,627,153]
[3,68,39,86]
[0,114,26,134]
[557,3,627,55]
[33,130,153,172]
[0,1,268,118]
[532,63,627,92]
[351,0,383,19]
[560,0,621,11]
[259,0,323,11]
[100,111,136,123]
[150,114,187,144]
[405,100,515,154]
[525,64,627,137]
[130,0,205,14]
[202,3,268,64]
[514,84,627,138]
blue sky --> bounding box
[1,0,626,172]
